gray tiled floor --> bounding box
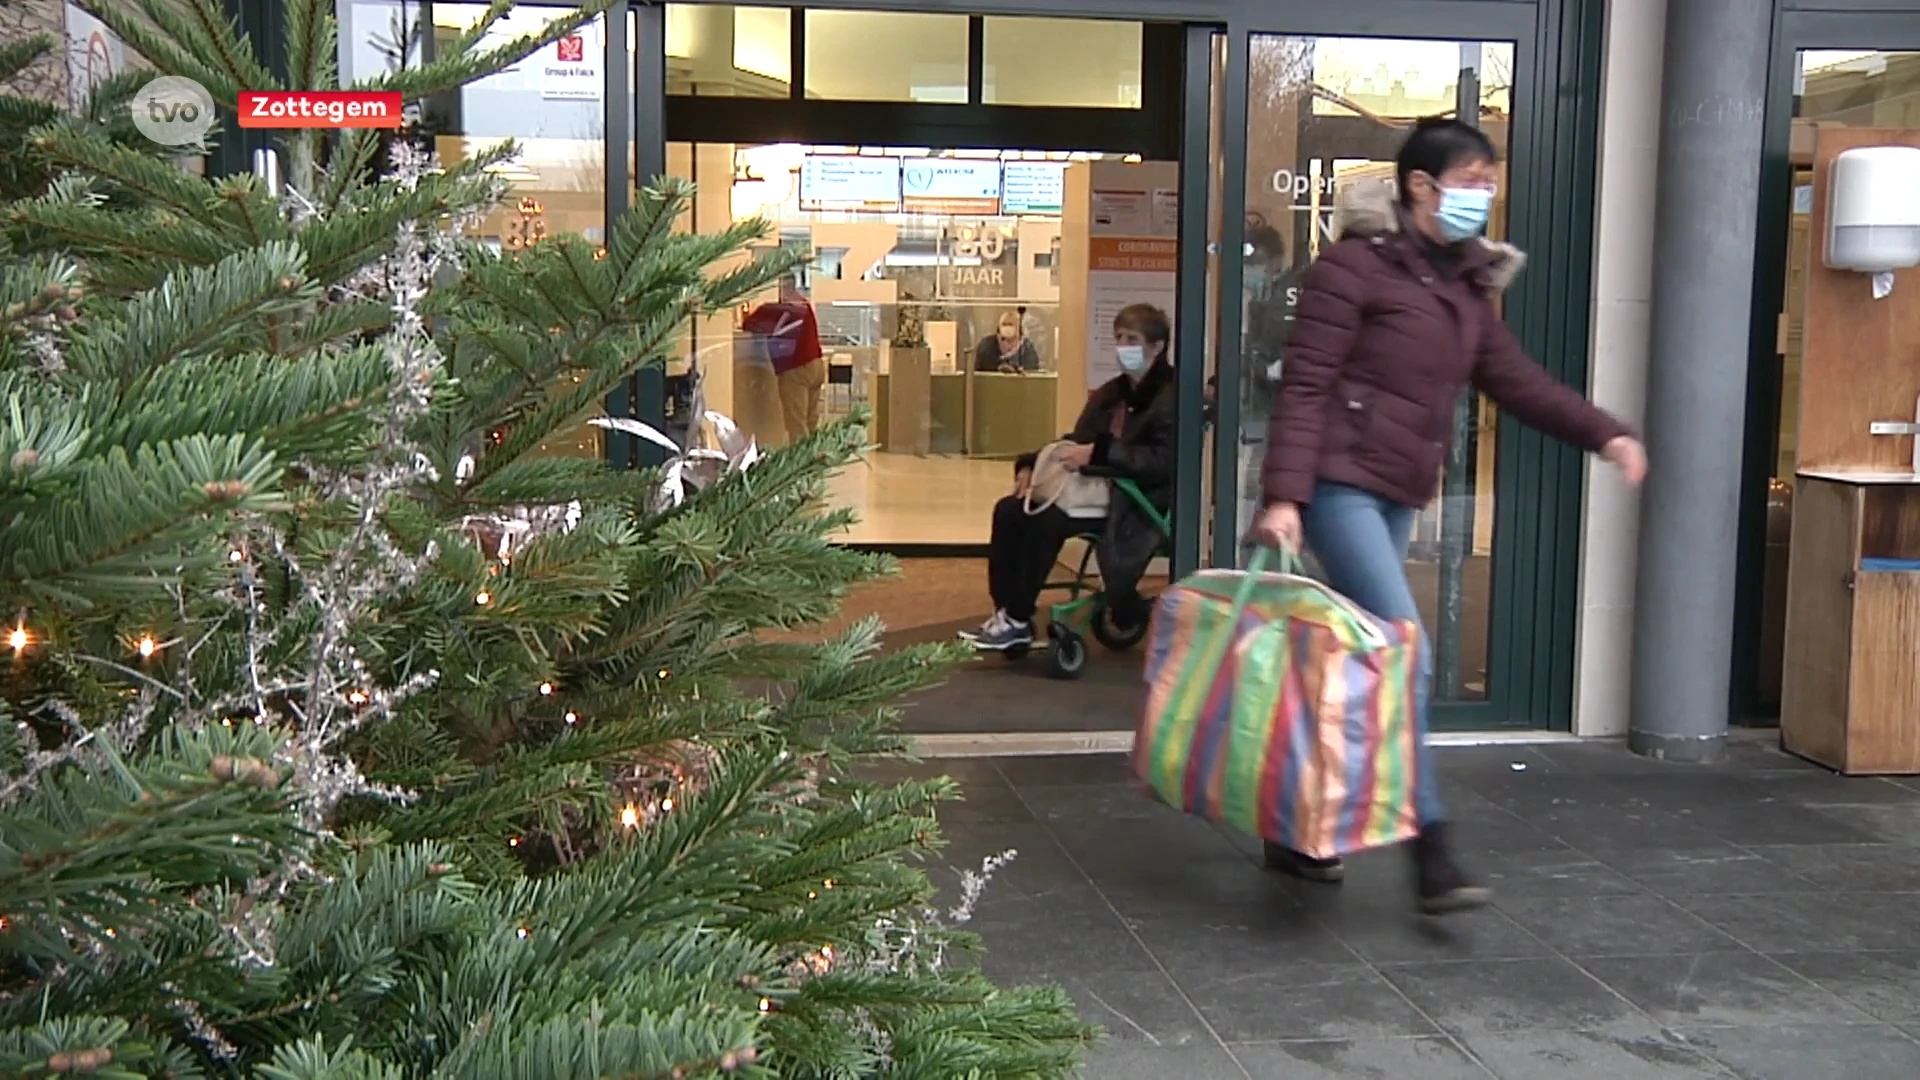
[896,737,1920,1078]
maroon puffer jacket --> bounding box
[1261,179,1630,509]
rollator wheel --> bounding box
[1090,602,1150,652]
[1047,625,1089,679]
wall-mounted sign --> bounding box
[468,10,604,102]
[799,155,901,212]
[901,159,1002,214]
[64,3,126,114]
[1001,161,1067,215]
[535,24,601,100]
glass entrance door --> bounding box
[1209,6,1559,730]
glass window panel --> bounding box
[663,144,1165,545]
[344,0,608,461]
[803,11,969,103]
[981,17,1143,108]
[1781,52,1920,477]
[1237,35,1515,704]
[664,4,791,97]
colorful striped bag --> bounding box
[1132,549,1421,859]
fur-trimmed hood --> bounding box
[1330,176,1526,295]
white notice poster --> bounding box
[1151,188,1180,235]
[1089,190,1150,236]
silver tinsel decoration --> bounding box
[3,143,498,1011]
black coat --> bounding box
[1018,360,1175,598]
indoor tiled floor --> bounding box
[895,736,1920,1078]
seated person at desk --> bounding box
[973,311,1042,373]
[964,303,1174,652]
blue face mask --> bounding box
[1435,187,1494,243]
[1116,344,1149,374]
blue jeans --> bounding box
[1299,481,1445,827]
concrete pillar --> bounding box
[1628,0,1773,762]
[1573,0,1665,737]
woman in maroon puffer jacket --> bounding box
[1251,119,1648,915]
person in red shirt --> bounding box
[742,277,826,444]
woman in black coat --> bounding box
[965,303,1175,652]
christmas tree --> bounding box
[0,2,1091,1075]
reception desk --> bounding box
[871,371,1060,458]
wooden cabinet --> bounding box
[1779,125,1920,774]
[1781,477,1920,773]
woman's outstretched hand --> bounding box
[1252,501,1304,554]
[1602,436,1648,487]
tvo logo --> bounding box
[132,76,216,147]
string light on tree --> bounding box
[620,803,640,829]
[538,681,554,696]
[475,590,492,606]
[8,624,28,654]
[136,635,157,658]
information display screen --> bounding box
[901,158,1003,214]
[799,155,901,211]
[1001,161,1068,214]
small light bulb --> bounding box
[538,681,553,696]
[475,590,491,605]
[136,635,156,658]
[758,998,772,1013]
[824,879,834,889]
[347,690,368,705]
[807,890,817,900]
[564,711,578,724]
[228,549,243,562]
[620,804,640,828]
[508,836,521,848]
[821,944,834,960]
[7,626,27,652]
[516,926,530,940]
[657,668,669,679]
[661,798,674,812]
[221,717,232,727]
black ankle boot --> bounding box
[1411,823,1491,915]
[1263,842,1345,883]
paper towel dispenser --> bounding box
[1826,146,1920,274]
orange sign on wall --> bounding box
[1090,237,1178,274]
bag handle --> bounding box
[1231,544,1390,649]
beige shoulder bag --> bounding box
[1025,440,1111,519]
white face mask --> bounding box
[1115,344,1148,373]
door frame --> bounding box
[1203,0,1603,731]
[1731,8,1920,722]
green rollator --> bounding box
[1001,477,1171,680]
